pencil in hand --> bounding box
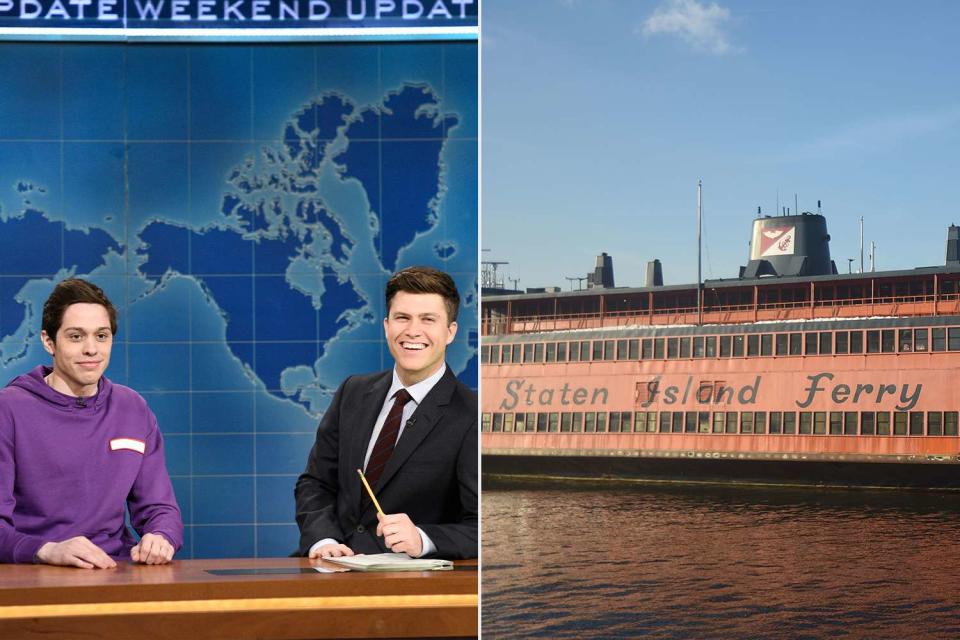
[357,468,385,516]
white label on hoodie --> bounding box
[110,438,146,454]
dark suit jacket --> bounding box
[294,366,478,559]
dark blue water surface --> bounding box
[482,479,960,638]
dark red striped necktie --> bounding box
[364,388,413,486]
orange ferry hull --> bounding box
[481,323,960,489]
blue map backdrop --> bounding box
[0,42,477,558]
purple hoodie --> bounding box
[0,365,183,564]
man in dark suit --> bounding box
[295,267,477,559]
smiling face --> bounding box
[40,302,113,397]
[384,291,457,386]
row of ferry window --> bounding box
[481,327,960,364]
[481,410,960,437]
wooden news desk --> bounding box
[0,557,478,639]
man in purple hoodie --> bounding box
[0,279,183,568]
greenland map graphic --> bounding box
[0,43,477,557]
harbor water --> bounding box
[482,478,960,638]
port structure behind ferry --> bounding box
[481,211,960,489]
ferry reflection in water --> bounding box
[482,479,960,639]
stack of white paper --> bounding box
[324,553,453,572]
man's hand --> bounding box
[130,533,175,565]
[310,543,355,559]
[36,536,117,569]
[376,512,422,557]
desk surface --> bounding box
[0,557,478,639]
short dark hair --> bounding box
[42,278,118,340]
[385,266,460,324]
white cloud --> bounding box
[640,0,736,55]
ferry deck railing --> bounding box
[483,292,960,336]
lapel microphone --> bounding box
[406,417,417,429]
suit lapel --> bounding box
[350,372,392,512]
[374,368,456,493]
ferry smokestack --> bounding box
[587,252,615,289]
[646,259,663,287]
[947,225,960,265]
[740,212,838,279]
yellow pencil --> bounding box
[357,468,385,516]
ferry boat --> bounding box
[481,211,960,488]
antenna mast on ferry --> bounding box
[697,179,703,326]
[860,216,864,274]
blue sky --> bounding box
[482,0,960,289]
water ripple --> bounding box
[483,481,960,638]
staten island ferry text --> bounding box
[498,373,923,412]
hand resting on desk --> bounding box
[131,532,175,564]
[35,536,117,569]
[310,542,355,558]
